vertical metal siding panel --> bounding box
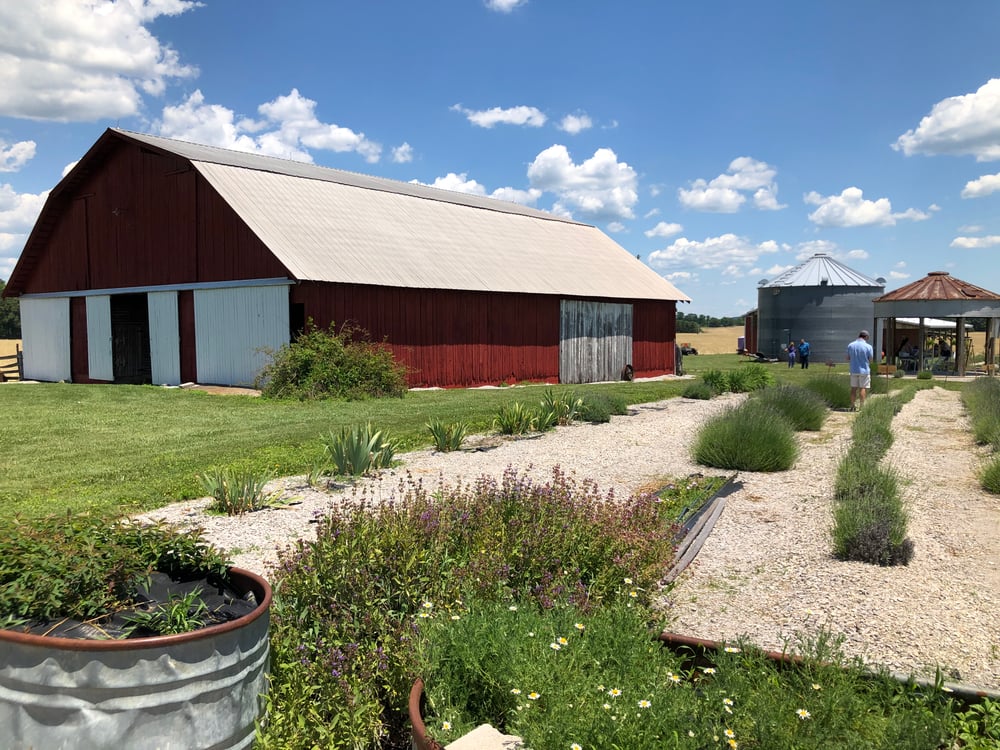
[20,297,71,382]
[85,295,113,381]
[148,291,181,385]
[194,285,290,385]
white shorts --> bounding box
[850,373,871,389]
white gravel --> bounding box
[136,386,1000,690]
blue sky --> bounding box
[2,1,1000,316]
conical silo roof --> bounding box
[764,253,881,287]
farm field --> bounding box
[0,339,20,358]
[676,326,743,355]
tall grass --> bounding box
[963,377,1000,448]
[804,374,851,409]
[749,384,828,431]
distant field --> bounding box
[676,326,744,355]
[0,339,20,358]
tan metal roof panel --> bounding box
[193,161,690,301]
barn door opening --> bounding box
[111,293,152,384]
[559,300,633,383]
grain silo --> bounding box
[755,253,884,363]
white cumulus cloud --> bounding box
[951,235,1000,248]
[485,0,527,11]
[527,145,638,221]
[648,233,782,276]
[391,143,414,163]
[451,103,546,128]
[678,157,786,213]
[557,113,593,135]
[0,140,36,172]
[411,174,542,206]
[894,78,1000,162]
[804,187,930,227]
[155,89,382,163]
[644,221,683,238]
[962,172,1000,198]
[0,181,48,275]
[0,0,199,122]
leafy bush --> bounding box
[692,401,799,472]
[320,423,397,475]
[682,381,715,400]
[199,466,282,515]
[492,401,536,435]
[916,370,933,380]
[256,321,408,400]
[0,515,229,624]
[893,368,905,379]
[260,468,687,748]
[727,363,775,392]
[701,368,729,393]
[750,384,828,431]
[804,375,850,409]
[419,600,951,749]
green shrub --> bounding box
[492,401,536,435]
[750,384,828,431]
[701,368,729,393]
[727,363,775,392]
[682,381,715,400]
[692,401,799,471]
[427,419,469,452]
[538,388,584,427]
[260,468,685,748]
[576,391,629,424]
[981,454,1000,494]
[803,374,851,409]
[832,493,913,566]
[0,515,229,624]
[199,466,282,515]
[320,423,397,475]
[963,378,1000,448]
[916,370,933,380]
[256,321,408,400]
[868,374,891,394]
[893,368,905,379]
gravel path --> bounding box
[137,386,1000,690]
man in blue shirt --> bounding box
[847,330,875,410]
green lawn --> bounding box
[0,379,690,517]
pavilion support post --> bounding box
[956,316,966,374]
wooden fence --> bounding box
[0,344,23,381]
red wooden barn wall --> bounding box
[632,299,678,378]
[17,140,288,295]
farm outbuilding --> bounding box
[748,253,885,362]
[3,129,690,388]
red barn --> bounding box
[4,129,689,387]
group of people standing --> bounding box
[784,332,875,411]
[785,338,810,369]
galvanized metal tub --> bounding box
[0,568,271,750]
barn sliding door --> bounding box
[559,300,633,383]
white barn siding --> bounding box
[85,295,113,381]
[20,297,71,382]
[148,291,181,385]
[559,300,633,383]
[194,285,289,386]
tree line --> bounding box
[676,312,744,333]
[0,281,21,339]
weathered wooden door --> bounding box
[111,293,152,384]
[559,300,633,383]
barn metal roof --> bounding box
[763,253,881,288]
[114,130,690,301]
